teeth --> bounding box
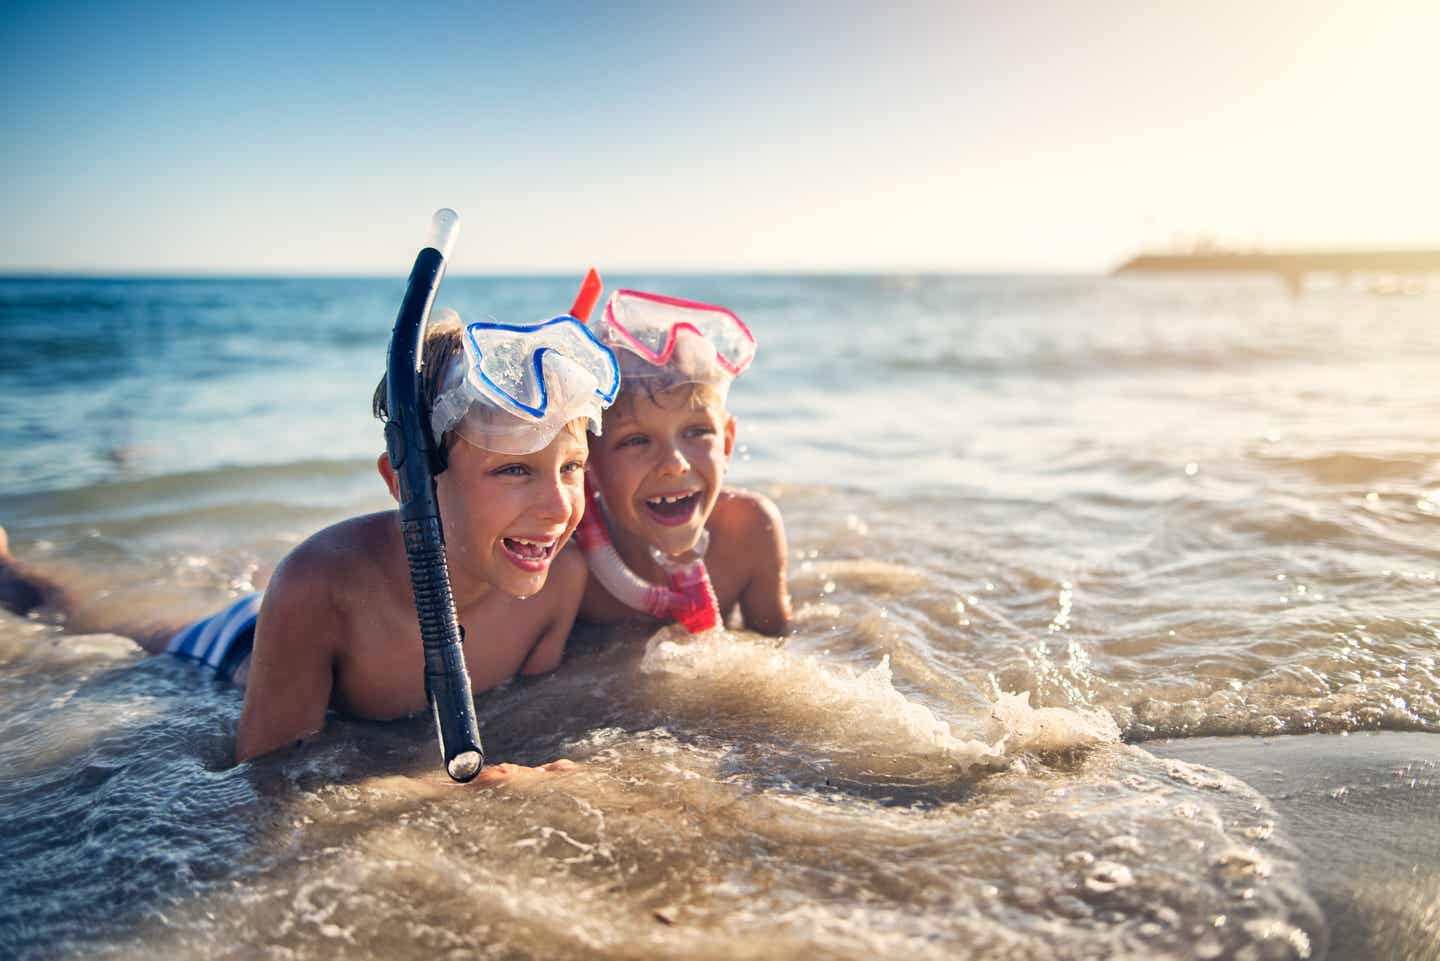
[504,536,556,561]
[648,494,692,505]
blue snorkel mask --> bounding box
[429,313,619,455]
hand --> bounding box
[473,758,579,787]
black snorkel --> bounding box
[384,208,485,782]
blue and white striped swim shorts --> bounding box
[164,593,263,683]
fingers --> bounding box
[472,758,580,787]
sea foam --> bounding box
[639,630,1119,771]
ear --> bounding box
[376,452,401,502]
[722,415,737,461]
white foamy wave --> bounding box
[987,689,1121,754]
[639,632,1118,770]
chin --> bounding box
[508,581,546,600]
[647,522,704,557]
[481,554,548,598]
[501,565,551,596]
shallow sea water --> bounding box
[1,274,1437,959]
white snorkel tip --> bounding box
[446,750,484,782]
[426,208,461,262]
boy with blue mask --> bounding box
[1,311,618,773]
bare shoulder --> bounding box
[290,512,397,574]
[710,488,786,541]
[709,488,790,636]
[266,512,399,618]
[708,487,789,583]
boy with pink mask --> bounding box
[572,277,791,636]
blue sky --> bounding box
[3,0,1437,273]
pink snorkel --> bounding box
[570,269,722,634]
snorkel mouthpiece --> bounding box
[425,207,460,262]
[385,208,485,782]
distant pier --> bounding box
[1113,248,1440,294]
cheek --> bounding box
[596,474,631,517]
[589,455,631,499]
[435,477,463,535]
[565,484,586,522]
[435,473,496,552]
[690,437,725,468]
[437,498,479,551]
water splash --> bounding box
[639,632,1118,771]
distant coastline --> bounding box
[1113,247,1440,293]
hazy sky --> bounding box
[3,0,1437,273]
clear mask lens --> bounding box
[598,291,756,389]
[430,314,619,455]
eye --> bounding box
[561,459,587,474]
[616,433,648,449]
[684,423,717,439]
[493,463,531,477]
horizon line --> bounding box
[0,266,1106,280]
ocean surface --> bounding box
[0,273,1436,960]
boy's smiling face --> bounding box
[590,384,736,559]
[433,425,588,599]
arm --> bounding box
[735,492,792,636]
[520,546,587,676]
[234,546,342,763]
[0,525,178,650]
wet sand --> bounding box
[1147,732,1440,961]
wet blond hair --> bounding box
[372,323,463,429]
[603,380,726,423]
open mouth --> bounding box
[644,491,701,526]
[501,537,558,571]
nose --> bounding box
[656,441,690,478]
[535,470,572,523]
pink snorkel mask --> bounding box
[595,289,757,400]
